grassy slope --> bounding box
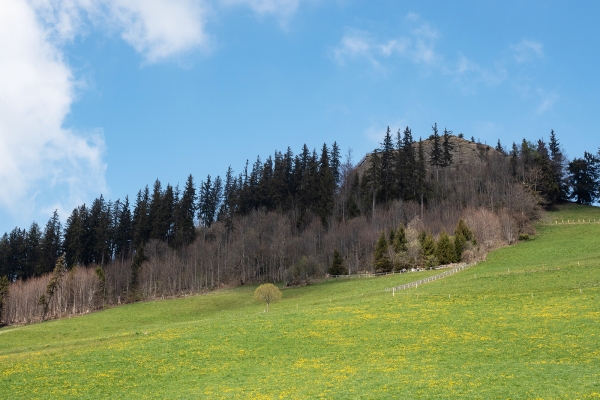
[1,203,599,399]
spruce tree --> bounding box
[435,232,455,265]
[454,219,473,242]
[174,174,197,247]
[37,210,62,276]
[380,127,394,202]
[549,129,567,200]
[393,224,408,253]
[401,127,416,200]
[442,127,454,168]
[420,233,437,269]
[25,222,42,279]
[429,123,443,180]
[373,231,392,273]
[0,275,8,325]
[316,143,335,226]
[330,141,341,189]
[329,249,347,275]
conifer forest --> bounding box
[1,127,599,326]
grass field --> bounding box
[1,203,599,398]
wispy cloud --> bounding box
[536,90,559,114]
[511,39,543,63]
[333,15,440,68]
[220,0,303,28]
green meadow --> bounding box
[1,204,600,399]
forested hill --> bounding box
[1,125,599,326]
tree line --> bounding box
[1,128,599,325]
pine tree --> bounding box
[329,249,347,275]
[373,231,392,273]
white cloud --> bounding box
[333,22,439,68]
[536,90,559,114]
[221,0,301,21]
[450,53,507,91]
[511,39,543,63]
[103,0,211,63]
[29,0,211,63]
[0,0,106,223]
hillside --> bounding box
[1,203,599,398]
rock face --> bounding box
[354,136,506,176]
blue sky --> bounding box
[1,0,599,232]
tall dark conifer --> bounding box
[37,210,62,276]
[316,143,335,226]
[429,123,443,180]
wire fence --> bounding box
[385,262,476,293]
[546,219,600,225]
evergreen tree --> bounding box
[373,231,392,273]
[316,143,335,226]
[401,127,416,200]
[363,150,382,218]
[329,249,347,275]
[420,233,437,269]
[63,206,85,267]
[453,233,466,263]
[568,151,600,204]
[416,139,427,216]
[454,219,473,242]
[24,222,42,278]
[441,127,454,168]
[129,247,146,302]
[330,141,341,189]
[380,127,395,202]
[37,210,62,276]
[114,196,133,259]
[174,175,197,247]
[548,129,567,200]
[429,123,443,180]
[393,224,408,253]
[198,175,213,228]
[0,275,8,325]
[496,139,505,154]
[435,232,455,265]
[133,186,150,248]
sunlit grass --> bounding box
[1,203,599,398]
